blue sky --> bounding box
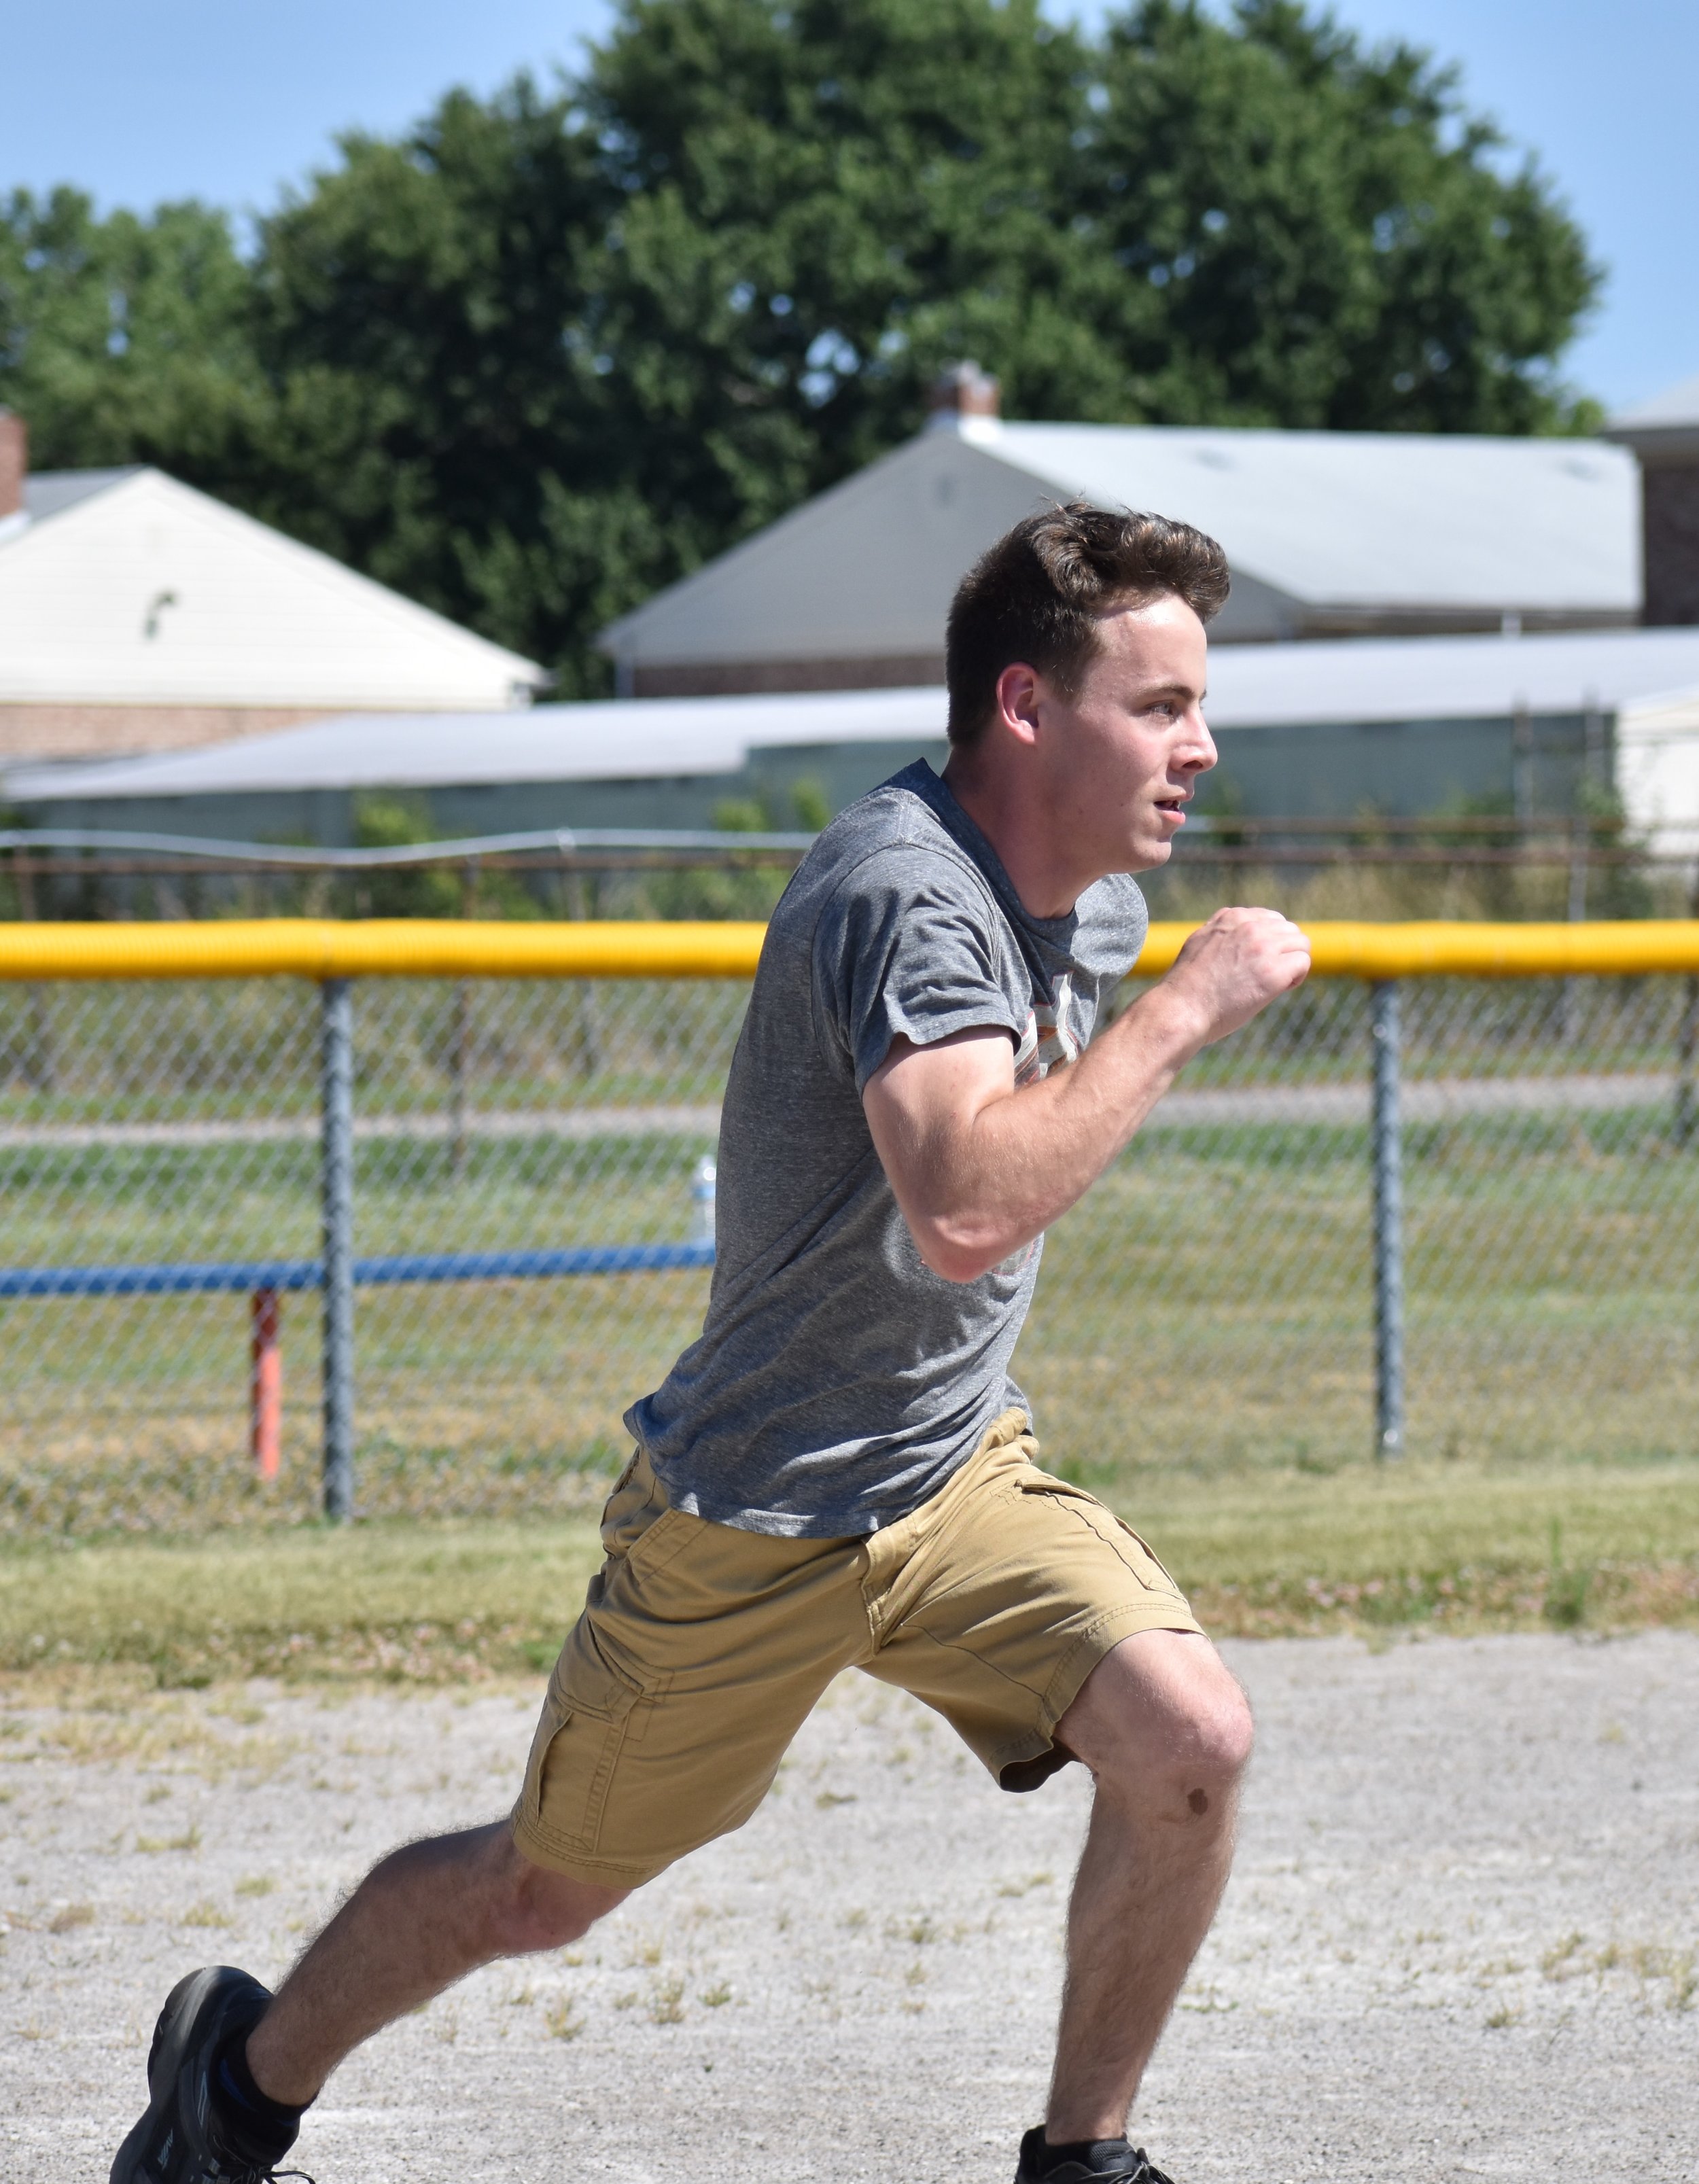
[7,1,1693,414]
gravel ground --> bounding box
[3,1631,1695,2183]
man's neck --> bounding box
[941,751,1084,921]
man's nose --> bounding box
[1184,711,1218,771]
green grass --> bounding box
[9,976,1699,1551]
[7,1106,1699,1528]
[0,1517,606,1686]
[2,1456,1694,1691]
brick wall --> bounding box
[1643,463,1699,626]
[630,653,946,699]
[0,705,329,764]
[0,412,25,521]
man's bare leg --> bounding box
[245,1820,629,2106]
[1043,1630,1253,2143]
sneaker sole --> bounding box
[108,1966,234,2184]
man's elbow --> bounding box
[909,1214,1009,1286]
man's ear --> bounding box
[993,661,1044,750]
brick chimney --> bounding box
[0,409,24,522]
[1606,373,1699,626]
[926,360,1000,430]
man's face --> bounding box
[1022,593,1216,879]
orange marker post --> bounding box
[250,1287,282,1480]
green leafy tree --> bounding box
[1079,1,1601,431]
[241,83,656,690]
[0,188,261,470]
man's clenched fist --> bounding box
[1162,907,1312,1047]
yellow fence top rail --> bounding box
[2,917,1699,982]
[0,919,768,981]
[1143,920,1699,980]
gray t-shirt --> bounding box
[625,760,1149,1536]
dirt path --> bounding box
[3,1631,1694,2183]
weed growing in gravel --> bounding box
[135,1825,200,1854]
[1543,1933,1699,2009]
[544,1994,585,2040]
[48,1902,93,1932]
[647,1977,686,2025]
[234,1875,275,1897]
[700,1981,732,2008]
[179,1901,233,1929]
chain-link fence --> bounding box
[4,921,1698,1535]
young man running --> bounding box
[113,502,1310,2184]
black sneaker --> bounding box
[1016,2126,1176,2184]
[110,1965,309,2184]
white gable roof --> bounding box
[988,423,1635,615]
[601,421,1638,667]
[0,468,545,709]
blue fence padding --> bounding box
[0,1242,716,1300]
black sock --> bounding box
[209,2026,308,2163]
[1021,2126,1129,2177]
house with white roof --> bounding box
[14,625,1699,856]
[0,411,546,767]
[598,372,1641,698]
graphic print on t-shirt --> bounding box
[1012,972,1080,1087]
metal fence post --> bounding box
[1370,979,1405,1459]
[1677,976,1699,1148]
[320,976,355,1520]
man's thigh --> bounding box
[512,1453,871,1886]
[864,1415,1204,1792]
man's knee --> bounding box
[1178,1671,1255,1791]
[423,1822,629,1957]
[489,1837,630,1954]
[1061,1630,1254,1811]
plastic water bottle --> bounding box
[691,1157,718,1246]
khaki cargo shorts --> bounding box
[512,1408,1202,1886]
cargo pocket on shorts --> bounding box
[521,1615,645,1860]
[1016,1470,1189,1602]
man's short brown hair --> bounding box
[945,502,1230,747]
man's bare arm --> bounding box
[862,907,1310,1283]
